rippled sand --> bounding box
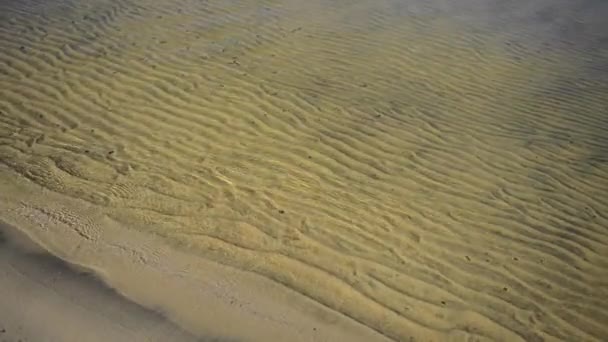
[1,0,607,341]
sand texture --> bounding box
[0,222,203,342]
[1,0,608,341]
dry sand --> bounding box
[1,0,608,341]
[0,221,202,342]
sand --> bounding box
[0,221,202,342]
[0,179,387,342]
[1,0,608,341]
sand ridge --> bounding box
[1,0,608,341]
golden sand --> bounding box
[1,0,607,341]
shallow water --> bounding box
[1,0,607,341]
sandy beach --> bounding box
[1,0,607,341]
[0,165,390,342]
[0,221,202,342]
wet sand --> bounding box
[1,0,608,341]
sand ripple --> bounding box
[1,0,607,341]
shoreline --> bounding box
[0,164,391,342]
[0,220,205,342]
